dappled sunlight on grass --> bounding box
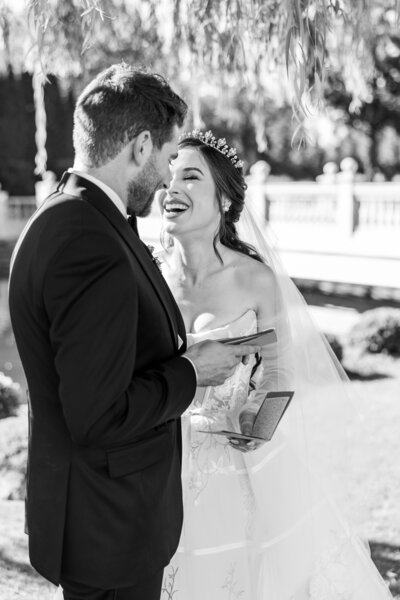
[0,501,57,600]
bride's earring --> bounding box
[223,201,231,213]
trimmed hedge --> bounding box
[0,371,20,419]
[324,333,344,362]
[348,307,400,356]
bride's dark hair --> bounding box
[178,137,263,263]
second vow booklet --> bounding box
[198,391,294,443]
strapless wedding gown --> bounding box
[161,310,392,599]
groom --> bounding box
[8,64,259,600]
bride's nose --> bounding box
[167,178,181,195]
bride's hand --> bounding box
[228,437,265,453]
[228,403,265,453]
[239,403,258,435]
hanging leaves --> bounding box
[26,0,116,79]
[2,0,400,149]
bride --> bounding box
[157,130,392,599]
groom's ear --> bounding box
[130,130,153,166]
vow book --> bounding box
[218,327,277,347]
[198,391,294,443]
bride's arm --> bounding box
[238,262,295,435]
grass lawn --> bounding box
[0,500,57,600]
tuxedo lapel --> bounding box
[58,172,183,352]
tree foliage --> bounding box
[1,0,399,163]
[1,2,398,108]
[317,3,400,177]
[21,1,398,137]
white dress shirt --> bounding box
[68,168,127,218]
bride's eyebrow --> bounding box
[182,167,203,175]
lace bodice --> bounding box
[185,309,258,430]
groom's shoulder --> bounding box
[17,192,117,261]
[31,191,107,235]
[40,190,93,217]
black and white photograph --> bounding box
[0,1,399,599]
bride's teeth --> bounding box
[165,202,188,212]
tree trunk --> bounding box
[32,69,47,176]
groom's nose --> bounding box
[160,173,171,190]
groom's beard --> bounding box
[127,155,163,218]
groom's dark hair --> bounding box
[73,63,188,167]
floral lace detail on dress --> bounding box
[187,432,230,502]
[161,564,179,599]
[309,533,362,599]
[185,311,258,502]
[221,563,245,599]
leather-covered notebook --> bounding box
[198,391,294,442]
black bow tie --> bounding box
[127,213,138,235]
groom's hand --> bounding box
[184,340,261,387]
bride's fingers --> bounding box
[229,438,264,452]
[228,439,255,453]
[228,442,246,452]
[232,344,261,359]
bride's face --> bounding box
[160,147,221,237]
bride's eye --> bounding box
[184,174,199,180]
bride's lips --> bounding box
[162,197,190,217]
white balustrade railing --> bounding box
[247,180,400,236]
[2,178,399,291]
[265,182,337,224]
[4,178,400,240]
[355,183,400,229]
[7,196,37,219]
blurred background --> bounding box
[0,0,399,598]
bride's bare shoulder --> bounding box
[233,253,279,319]
[234,252,276,292]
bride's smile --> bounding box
[162,197,190,216]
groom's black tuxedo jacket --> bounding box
[8,172,196,588]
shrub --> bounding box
[324,333,344,363]
[0,404,27,500]
[348,308,400,356]
[0,371,21,419]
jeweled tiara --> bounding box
[179,129,244,169]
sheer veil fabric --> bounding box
[235,205,392,596]
[160,203,392,599]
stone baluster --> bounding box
[336,157,358,236]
